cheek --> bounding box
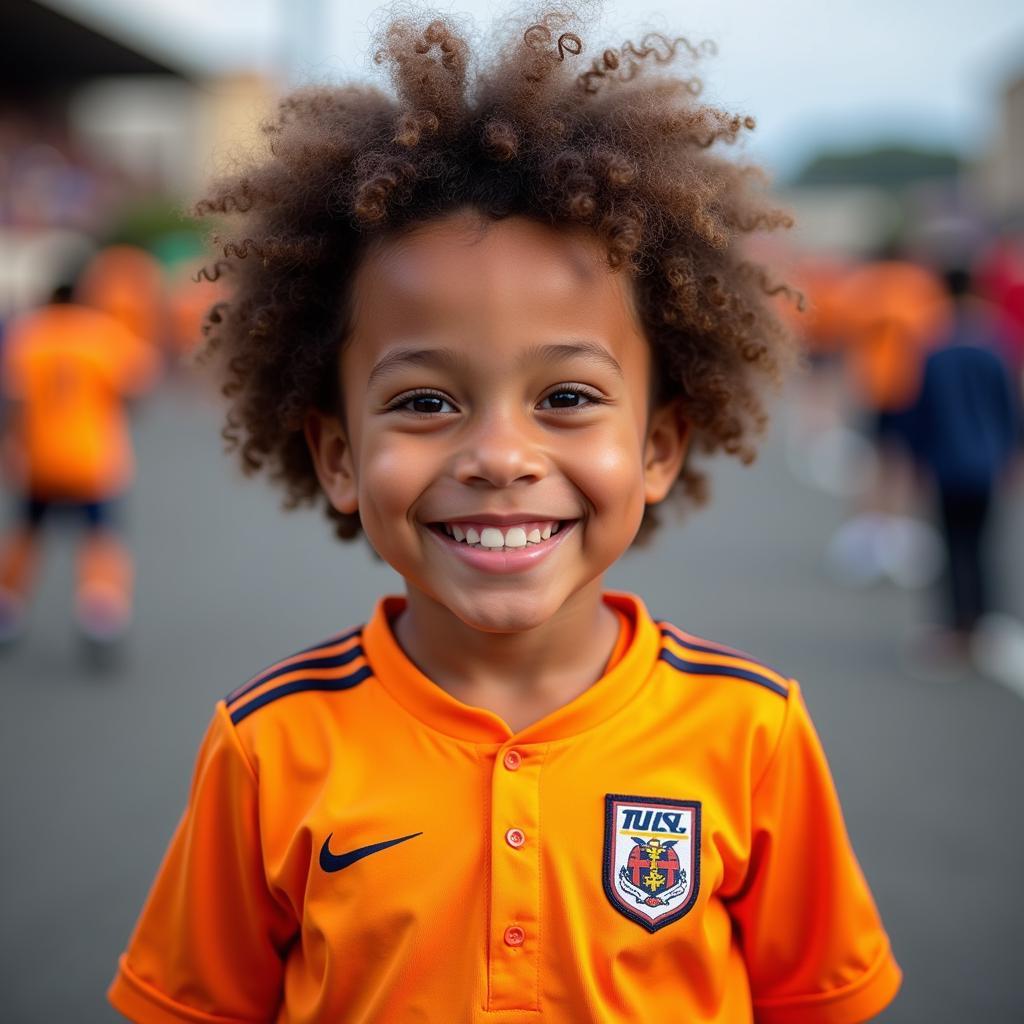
[571,427,646,517]
[357,436,430,520]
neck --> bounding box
[391,581,620,710]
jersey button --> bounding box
[503,925,525,947]
[505,828,526,848]
[503,749,522,771]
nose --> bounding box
[451,408,547,488]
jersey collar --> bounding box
[361,590,661,744]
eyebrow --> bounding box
[366,345,466,390]
[535,342,624,379]
[366,341,623,390]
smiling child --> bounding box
[109,8,901,1022]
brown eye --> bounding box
[539,385,602,411]
[387,390,456,414]
[410,395,446,414]
[547,390,583,408]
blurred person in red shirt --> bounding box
[975,235,1024,389]
[0,282,160,647]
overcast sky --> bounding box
[58,0,1024,177]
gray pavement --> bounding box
[1,378,1023,1022]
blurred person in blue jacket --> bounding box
[905,266,1021,680]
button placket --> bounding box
[488,745,544,1011]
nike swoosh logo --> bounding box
[319,831,423,873]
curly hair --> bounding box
[195,5,797,546]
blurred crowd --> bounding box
[0,114,126,233]
[0,239,224,653]
[784,236,1024,688]
[0,179,1022,689]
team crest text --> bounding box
[603,795,701,931]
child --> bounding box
[109,8,901,1022]
[0,282,158,645]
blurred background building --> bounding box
[2,0,1022,328]
[781,69,1024,258]
[978,69,1024,222]
[0,0,276,324]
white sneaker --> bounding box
[880,516,945,590]
[75,586,131,645]
[971,614,1024,697]
[825,515,889,587]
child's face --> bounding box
[307,210,689,633]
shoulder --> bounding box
[929,340,1007,378]
[652,617,793,740]
[222,623,371,733]
[654,618,792,701]
[650,616,798,782]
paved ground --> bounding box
[2,377,1023,1022]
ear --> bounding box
[643,398,691,505]
[304,409,359,515]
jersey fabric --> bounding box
[108,591,900,1024]
[836,260,951,413]
[1,304,158,499]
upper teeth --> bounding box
[443,522,559,547]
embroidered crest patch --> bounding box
[603,794,701,931]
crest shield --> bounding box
[603,794,701,931]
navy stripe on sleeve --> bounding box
[226,635,364,707]
[658,625,782,678]
[658,648,789,698]
[230,665,373,725]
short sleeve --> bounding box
[108,320,161,398]
[727,682,902,1024]
[108,704,297,1024]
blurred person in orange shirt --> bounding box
[781,253,871,496]
[825,252,952,588]
[0,282,160,646]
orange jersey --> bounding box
[109,591,900,1024]
[835,261,951,412]
[787,257,853,356]
[2,304,159,499]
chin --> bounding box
[446,589,562,636]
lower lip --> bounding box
[425,521,577,575]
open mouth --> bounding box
[428,520,572,552]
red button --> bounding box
[503,750,522,771]
[505,828,526,848]
[504,925,525,947]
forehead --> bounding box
[344,212,647,367]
